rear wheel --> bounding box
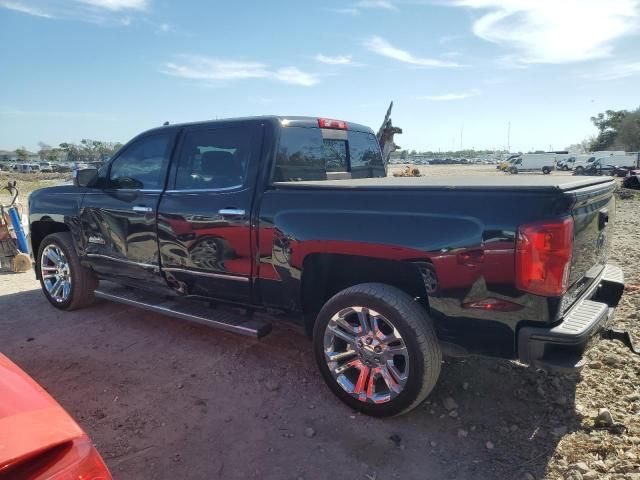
[313,283,441,417]
[542,167,551,174]
[38,232,97,310]
[575,166,584,175]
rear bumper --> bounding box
[517,264,625,373]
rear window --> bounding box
[274,127,384,182]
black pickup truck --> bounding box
[29,115,626,417]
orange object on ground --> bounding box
[0,353,112,479]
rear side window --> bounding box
[274,127,384,182]
[174,127,251,190]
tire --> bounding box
[38,232,98,310]
[575,166,584,175]
[542,167,551,174]
[313,283,441,417]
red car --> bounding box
[0,353,111,479]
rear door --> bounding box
[156,121,262,302]
[80,131,174,285]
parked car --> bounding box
[16,164,32,173]
[28,115,626,417]
[0,352,112,478]
[39,162,53,172]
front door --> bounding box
[80,131,175,285]
[156,122,261,302]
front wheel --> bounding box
[313,283,441,417]
[575,166,584,175]
[542,167,551,174]
[38,232,98,310]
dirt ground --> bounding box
[0,166,639,480]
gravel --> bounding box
[1,167,638,479]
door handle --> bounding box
[218,208,245,216]
[132,206,153,213]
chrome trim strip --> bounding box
[85,253,158,269]
[218,208,246,216]
[164,186,244,193]
[162,267,249,282]
[84,189,163,194]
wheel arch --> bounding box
[30,220,71,279]
[300,253,431,337]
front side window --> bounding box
[109,134,171,190]
[174,127,251,190]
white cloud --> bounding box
[419,89,481,101]
[333,0,396,15]
[314,54,354,65]
[333,7,359,15]
[363,36,460,67]
[75,0,148,10]
[454,0,640,64]
[581,62,640,81]
[355,0,396,10]
[0,0,149,22]
[0,1,53,17]
[162,56,319,87]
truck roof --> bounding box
[275,175,616,192]
[142,116,374,136]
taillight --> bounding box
[318,118,348,130]
[3,435,112,480]
[515,218,574,297]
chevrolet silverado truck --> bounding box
[29,114,628,417]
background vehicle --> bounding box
[29,115,625,417]
[508,153,555,174]
[39,161,53,172]
[581,154,640,176]
[0,352,112,478]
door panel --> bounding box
[157,123,260,302]
[80,131,174,285]
[81,190,164,283]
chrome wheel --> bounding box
[323,306,409,404]
[420,266,438,294]
[41,244,72,303]
[190,238,220,269]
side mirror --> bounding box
[73,168,98,188]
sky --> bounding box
[1,0,639,153]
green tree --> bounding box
[399,150,408,160]
[616,109,640,152]
[15,147,29,162]
[589,109,630,151]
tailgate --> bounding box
[562,180,616,312]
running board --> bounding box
[95,282,272,338]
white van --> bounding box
[563,154,596,172]
[509,153,555,174]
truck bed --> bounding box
[274,175,614,192]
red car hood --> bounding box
[0,353,84,470]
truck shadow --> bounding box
[0,287,582,480]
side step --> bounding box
[95,282,272,338]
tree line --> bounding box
[391,148,505,159]
[13,139,123,163]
